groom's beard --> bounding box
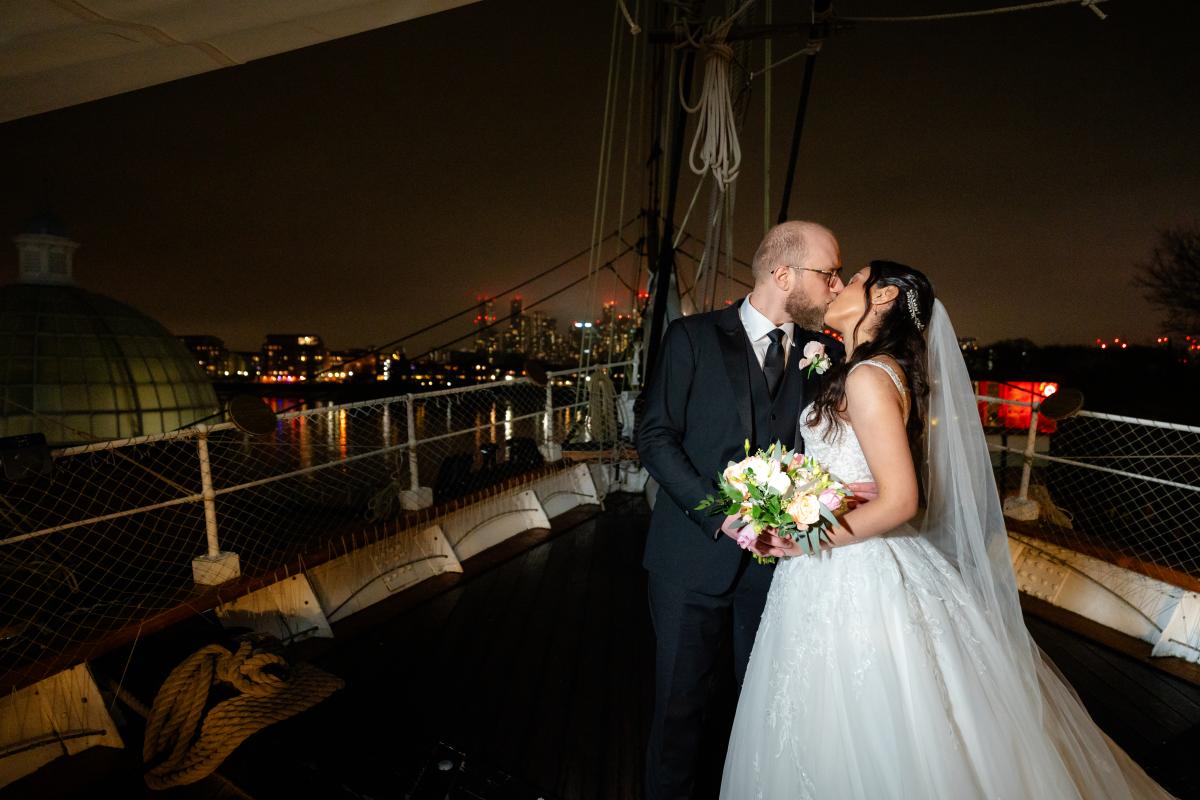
[785,288,826,331]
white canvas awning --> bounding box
[0,0,481,124]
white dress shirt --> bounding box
[739,295,794,368]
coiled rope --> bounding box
[678,0,756,189]
[141,635,343,789]
[670,0,755,248]
[587,369,620,444]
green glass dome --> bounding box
[0,282,219,445]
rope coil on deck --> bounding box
[142,634,343,789]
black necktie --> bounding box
[763,328,786,399]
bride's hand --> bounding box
[846,481,878,503]
[754,530,801,559]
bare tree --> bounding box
[1134,224,1200,336]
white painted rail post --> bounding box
[191,427,241,585]
[199,430,219,557]
[541,375,562,461]
[400,394,433,509]
[1003,405,1042,521]
[406,394,419,493]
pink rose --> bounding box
[735,526,757,550]
[819,488,842,511]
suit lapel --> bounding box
[716,302,753,439]
[791,331,845,450]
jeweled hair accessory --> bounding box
[906,288,925,331]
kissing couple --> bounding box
[638,221,1175,799]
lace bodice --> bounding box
[801,404,873,484]
[799,359,906,485]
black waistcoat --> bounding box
[744,334,805,453]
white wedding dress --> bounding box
[720,357,1176,799]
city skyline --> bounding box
[180,290,646,382]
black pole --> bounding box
[643,48,697,384]
[641,3,666,328]
[776,52,817,225]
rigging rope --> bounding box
[841,0,1108,23]
[762,0,772,234]
[409,244,636,362]
[615,0,644,314]
[618,0,642,34]
[750,41,821,80]
[582,0,625,381]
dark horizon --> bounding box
[2,0,1198,353]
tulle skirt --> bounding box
[720,533,1176,799]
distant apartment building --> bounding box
[179,335,228,377]
[263,334,325,381]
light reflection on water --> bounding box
[259,391,580,480]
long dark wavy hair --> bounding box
[808,260,936,470]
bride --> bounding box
[720,261,1176,799]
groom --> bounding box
[637,221,847,799]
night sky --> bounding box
[1,0,1198,354]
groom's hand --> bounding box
[719,515,743,541]
[847,482,878,503]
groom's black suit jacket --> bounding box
[637,300,844,596]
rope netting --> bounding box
[0,363,633,692]
[981,399,1200,588]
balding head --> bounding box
[747,221,842,331]
[750,221,837,286]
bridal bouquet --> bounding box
[696,441,852,563]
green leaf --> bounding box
[818,504,837,526]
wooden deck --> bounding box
[6,492,1200,799]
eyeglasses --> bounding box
[773,264,843,287]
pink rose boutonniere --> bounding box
[798,341,832,378]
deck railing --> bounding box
[977,392,1200,589]
[0,361,633,691]
[4,366,1194,691]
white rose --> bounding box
[723,463,748,494]
[766,469,793,495]
[742,456,769,485]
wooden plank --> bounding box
[525,519,597,792]
[557,508,616,800]
[490,518,586,778]
[468,542,553,759]
[26,494,1200,800]
[1020,592,1200,686]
